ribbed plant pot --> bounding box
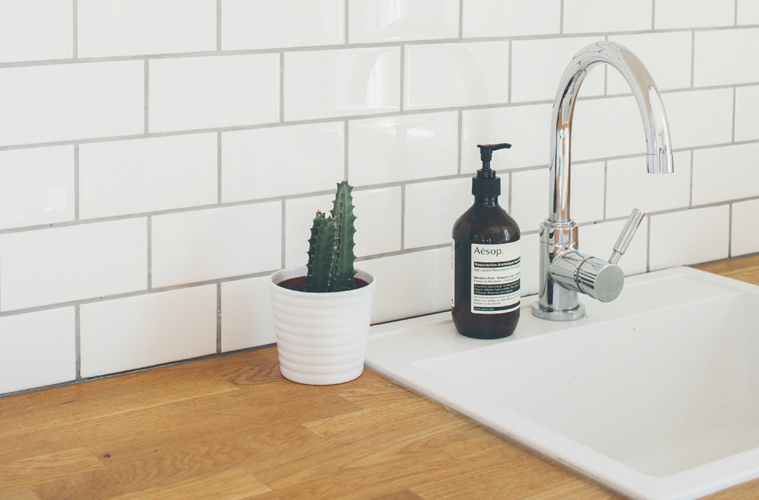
[269,266,376,385]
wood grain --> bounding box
[0,256,755,499]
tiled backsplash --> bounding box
[1,0,758,395]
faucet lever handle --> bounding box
[609,208,645,265]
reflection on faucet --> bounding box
[532,42,674,321]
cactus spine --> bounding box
[306,181,356,292]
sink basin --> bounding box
[365,267,759,500]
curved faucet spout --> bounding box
[549,41,674,223]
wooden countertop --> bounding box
[2,256,759,500]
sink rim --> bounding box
[365,267,759,500]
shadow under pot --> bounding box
[269,266,376,385]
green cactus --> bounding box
[306,181,356,292]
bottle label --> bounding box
[471,242,520,314]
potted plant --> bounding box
[269,181,376,385]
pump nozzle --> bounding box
[473,142,511,198]
[477,143,512,163]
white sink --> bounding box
[365,267,759,500]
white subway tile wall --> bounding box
[2,0,757,394]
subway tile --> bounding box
[80,286,217,378]
[578,218,648,276]
[510,37,605,103]
[511,168,549,233]
[152,203,281,288]
[1,219,148,311]
[606,152,691,219]
[285,194,333,269]
[222,122,344,203]
[738,0,759,25]
[735,85,759,142]
[571,95,646,161]
[462,0,561,38]
[563,0,652,33]
[150,54,279,133]
[353,187,403,257]
[661,89,734,150]
[78,0,216,57]
[0,0,72,63]
[221,276,276,352]
[0,308,76,394]
[569,161,605,224]
[348,112,458,186]
[285,48,400,121]
[404,41,509,110]
[223,0,343,50]
[649,206,730,270]
[606,32,692,94]
[0,146,74,230]
[655,0,735,29]
[694,28,759,87]
[731,199,759,257]
[350,0,458,43]
[358,248,450,324]
[79,134,218,219]
[284,189,401,268]
[692,143,759,206]
[405,178,480,249]
[461,104,552,174]
[0,61,143,147]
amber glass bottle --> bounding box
[452,143,521,339]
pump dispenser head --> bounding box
[473,143,511,198]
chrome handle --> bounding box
[609,208,645,265]
[550,251,625,303]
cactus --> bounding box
[306,181,357,292]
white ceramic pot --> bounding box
[269,266,376,385]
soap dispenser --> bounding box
[452,143,521,339]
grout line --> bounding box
[281,200,286,269]
[344,119,350,181]
[560,0,564,34]
[279,52,285,122]
[508,172,513,213]
[507,41,512,102]
[690,31,695,87]
[4,23,759,70]
[457,110,463,175]
[144,59,149,133]
[735,0,739,26]
[400,184,406,250]
[732,86,737,142]
[345,0,350,44]
[646,215,651,272]
[72,0,78,59]
[216,0,222,50]
[75,304,81,380]
[74,144,80,220]
[728,203,733,257]
[603,160,608,219]
[216,283,222,353]
[459,0,464,38]
[399,45,405,111]
[147,215,152,289]
[689,150,694,207]
[651,0,656,30]
[217,132,223,203]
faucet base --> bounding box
[531,301,586,321]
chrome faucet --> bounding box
[532,42,674,321]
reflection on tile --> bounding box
[285,47,400,121]
[349,112,458,186]
[0,308,76,394]
[223,0,344,50]
[80,285,217,377]
[463,0,560,38]
[0,146,74,230]
[405,41,509,110]
[349,0,458,43]
[223,122,344,202]
[462,104,551,173]
[221,276,276,352]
